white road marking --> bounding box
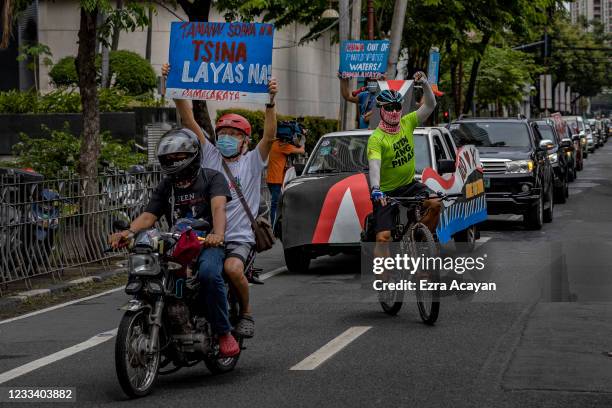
[290,326,372,371]
[0,329,118,385]
[478,237,492,244]
[0,287,124,326]
[2,265,288,324]
[508,215,522,221]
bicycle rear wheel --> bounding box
[412,224,440,325]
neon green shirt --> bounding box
[367,111,419,192]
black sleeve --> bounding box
[144,178,171,218]
[206,169,232,202]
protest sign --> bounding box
[339,40,390,79]
[427,47,444,97]
[166,22,274,103]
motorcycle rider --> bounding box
[161,63,278,339]
[367,71,441,259]
[109,130,241,357]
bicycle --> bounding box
[369,192,462,325]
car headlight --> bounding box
[505,160,534,174]
[547,153,558,164]
[128,253,160,276]
[581,137,587,146]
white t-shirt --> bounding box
[202,142,265,243]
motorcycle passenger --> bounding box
[367,71,441,257]
[161,63,278,339]
[109,130,240,357]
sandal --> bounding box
[234,315,255,338]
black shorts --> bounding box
[373,181,434,234]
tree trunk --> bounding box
[76,7,100,181]
[177,0,214,140]
[385,0,409,79]
[111,0,123,51]
[463,31,492,115]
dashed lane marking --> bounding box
[290,326,372,371]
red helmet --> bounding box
[215,113,251,137]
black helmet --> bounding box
[156,128,201,183]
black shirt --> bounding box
[144,168,231,225]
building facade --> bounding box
[3,0,342,120]
[570,0,612,33]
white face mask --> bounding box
[367,82,378,93]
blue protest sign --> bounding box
[427,47,440,85]
[339,40,390,78]
[166,22,274,103]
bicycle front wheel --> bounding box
[412,224,440,325]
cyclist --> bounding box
[367,71,441,257]
[109,130,240,356]
[162,63,277,339]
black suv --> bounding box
[531,119,573,204]
[449,117,554,230]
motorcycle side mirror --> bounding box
[538,139,555,151]
[437,159,456,174]
[191,219,211,232]
[571,134,581,142]
[113,220,130,231]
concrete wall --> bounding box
[37,0,340,120]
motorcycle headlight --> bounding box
[581,137,586,146]
[547,153,558,164]
[565,151,572,158]
[505,160,534,174]
[129,253,160,276]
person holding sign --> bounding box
[162,63,277,340]
[367,71,441,261]
[340,76,379,129]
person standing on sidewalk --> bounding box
[266,122,305,226]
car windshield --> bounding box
[450,122,532,148]
[305,133,431,175]
[305,135,369,174]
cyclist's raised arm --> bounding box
[414,71,436,125]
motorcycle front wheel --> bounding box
[115,310,160,398]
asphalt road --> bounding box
[1,143,612,407]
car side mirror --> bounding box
[559,138,572,148]
[571,134,581,142]
[437,159,456,174]
[539,139,555,151]
[293,163,305,176]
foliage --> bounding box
[475,46,540,108]
[12,123,145,178]
[49,56,79,87]
[108,50,157,95]
[215,108,338,152]
[16,42,53,91]
[98,87,133,111]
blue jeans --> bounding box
[196,247,231,335]
[268,183,282,226]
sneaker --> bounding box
[234,315,255,338]
[218,333,240,357]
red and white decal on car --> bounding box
[311,174,373,244]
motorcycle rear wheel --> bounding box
[115,310,160,398]
[203,338,242,374]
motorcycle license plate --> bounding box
[484,177,491,189]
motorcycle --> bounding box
[111,219,244,398]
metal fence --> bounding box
[0,167,272,294]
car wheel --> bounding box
[524,193,543,230]
[284,246,311,273]
[544,185,554,223]
[567,165,575,182]
[453,225,477,252]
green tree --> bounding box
[16,43,53,91]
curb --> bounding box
[0,268,127,312]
